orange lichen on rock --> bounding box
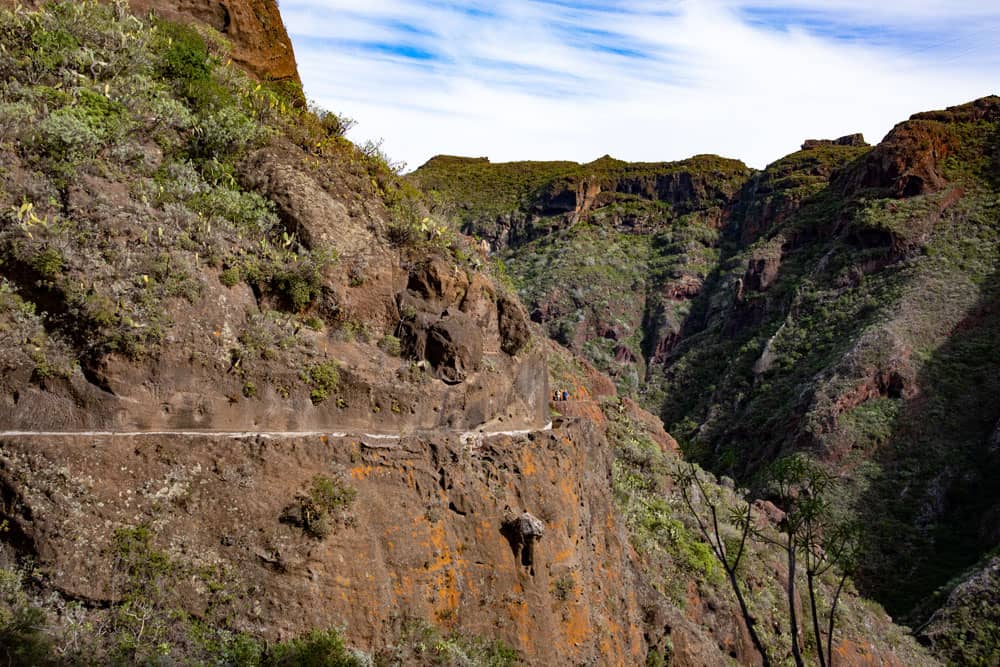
[350,464,374,480]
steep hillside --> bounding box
[413,97,1000,665]
[658,98,1000,640]
[0,0,543,435]
[0,2,970,665]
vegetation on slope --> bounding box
[0,0,504,420]
[413,100,1000,664]
[410,152,750,399]
[602,397,933,666]
[0,0,341,370]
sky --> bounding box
[279,1,1000,171]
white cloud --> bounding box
[280,0,1000,170]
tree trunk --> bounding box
[826,573,847,667]
[727,568,771,667]
[787,534,804,667]
[807,570,826,667]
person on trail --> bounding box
[562,390,569,401]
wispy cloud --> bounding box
[280,0,1000,170]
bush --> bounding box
[0,567,56,667]
[191,106,269,159]
[283,474,357,540]
[267,628,361,667]
[306,361,339,404]
[378,334,402,357]
[36,108,102,164]
[29,247,63,280]
[187,185,279,233]
[0,101,34,142]
[157,21,211,84]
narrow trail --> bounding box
[0,422,555,442]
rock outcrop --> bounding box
[1,0,301,87]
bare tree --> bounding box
[674,462,771,667]
[753,454,859,667]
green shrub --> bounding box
[305,360,340,404]
[156,20,211,84]
[286,474,357,540]
[73,87,129,137]
[0,101,34,142]
[378,334,402,357]
[29,247,63,280]
[36,108,101,163]
[30,25,78,71]
[376,620,519,667]
[309,475,357,513]
[188,185,279,233]
[220,266,241,287]
[0,567,56,667]
[551,575,575,601]
[267,628,360,667]
[191,106,268,159]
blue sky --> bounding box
[280,1,1000,170]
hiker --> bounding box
[562,390,569,401]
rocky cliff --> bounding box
[0,0,300,88]
[414,96,1000,666]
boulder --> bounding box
[497,292,530,355]
[426,309,483,384]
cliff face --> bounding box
[0,424,646,663]
[0,400,934,665]
[130,0,300,86]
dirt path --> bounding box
[0,422,554,441]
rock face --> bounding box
[801,133,868,150]
[850,119,953,197]
[0,401,936,666]
[133,0,300,85]
[0,422,651,664]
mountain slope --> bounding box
[412,97,1000,665]
[0,1,968,665]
